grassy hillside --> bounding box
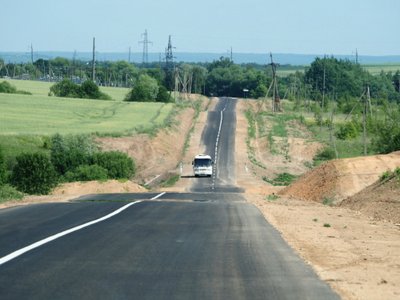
[0,79,175,162]
[0,93,173,135]
[1,78,130,101]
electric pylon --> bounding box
[139,29,152,64]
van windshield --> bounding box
[194,158,212,167]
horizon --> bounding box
[2,50,400,67]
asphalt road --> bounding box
[0,98,339,299]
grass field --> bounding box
[362,64,400,75]
[0,93,173,135]
[276,63,400,77]
[1,78,130,101]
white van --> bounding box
[192,154,213,177]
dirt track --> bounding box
[2,96,399,299]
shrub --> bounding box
[0,184,24,203]
[50,134,97,175]
[0,81,31,95]
[156,85,173,103]
[11,152,58,195]
[125,74,159,102]
[80,80,111,100]
[64,164,108,182]
[91,151,135,179]
[49,79,110,100]
[49,79,81,98]
[0,81,17,93]
[335,122,359,140]
[314,147,336,162]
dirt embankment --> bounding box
[234,99,400,300]
[280,152,400,206]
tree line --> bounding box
[1,56,399,103]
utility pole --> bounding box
[128,46,131,63]
[139,29,152,65]
[363,86,370,156]
[92,37,96,82]
[268,53,281,112]
[230,46,233,62]
[30,44,34,64]
[355,48,359,64]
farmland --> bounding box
[0,79,174,160]
[2,78,130,101]
[0,93,173,136]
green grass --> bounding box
[263,172,297,186]
[0,135,48,164]
[0,185,24,203]
[161,174,180,187]
[0,93,173,136]
[274,63,400,77]
[2,79,130,101]
[362,64,400,75]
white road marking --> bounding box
[212,101,228,189]
[151,192,166,200]
[0,200,143,266]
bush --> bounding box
[49,79,110,100]
[0,184,24,203]
[0,81,31,95]
[91,151,135,179]
[0,81,17,93]
[11,152,58,195]
[314,147,336,162]
[50,134,97,175]
[335,122,359,140]
[125,74,159,102]
[64,164,108,182]
[156,85,173,103]
[49,79,81,98]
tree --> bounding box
[11,153,58,195]
[125,74,159,102]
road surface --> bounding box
[0,98,339,299]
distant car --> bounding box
[192,154,213,177]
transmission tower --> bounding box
[139,29,152,64]
[164,35,175,91]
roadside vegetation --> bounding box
[0,134,136,197]
[1,54,399,199]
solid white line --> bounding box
[0,200,142,266]
[151,192,166,200]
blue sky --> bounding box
[2,0,399,55]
